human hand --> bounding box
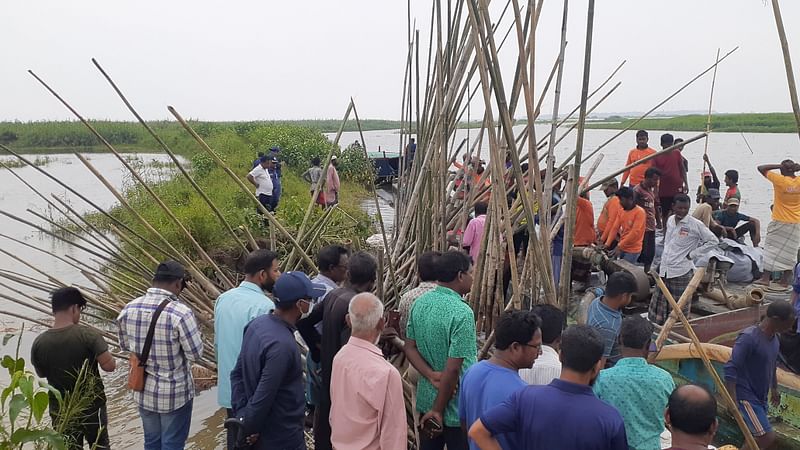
[419,411,444,440]
[610,247,621,258]
[245,434,259,446]
[771,390,781,408]
[703,154,710,163]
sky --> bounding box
[1,0,799,121]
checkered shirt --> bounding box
[117,288,204,413]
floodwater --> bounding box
[2,127,799,448]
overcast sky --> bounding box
[2,0,799,121]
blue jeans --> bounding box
[139,399,193,450]
[619,251,640,265]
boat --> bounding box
[367,148,401,184]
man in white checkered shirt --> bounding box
[117,261,203,450]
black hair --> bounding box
[51,287,87,314]
[348,252,378,285]
[531,304,564,345]
[674,193,691,205]
[674,138,684,144]
[312,156,321,166]
[560,325,604,372]
[495,310,541,350]
[660,133,674,147]
[474,202,488,216]
[436,251,472,283]
[725,169,739,184]
[606,271,638,297]
[636,130,648,137]
[668,384,717,435]
[620,315,653,349]
[767,300,795,321]
[521,162,529,172]
[616,186,634,200]
[275,302,298,312]
[644,167,661,179]
[243,249,279,276]
[317,245,349,272]
[257,152,265,158]
[418,251,441,282]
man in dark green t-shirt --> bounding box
[31,287,116,450]
[712,198,761,247]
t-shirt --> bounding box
[462,214,487,264]
[586,297,622,364]
[31,324,108,412]
[634,183,658,231]
[725,185,742,203]
[692,203,714,228]
[622,147,656,186]
[713,210,750,228]
[480,379,628,450]
[724,325,779,406]
[652,150,685,197]
[459,361,526,450]
[407,286,477,427]
[247,165,273,198]
[766,171,800,223]
[597,195,621,235]
[575,197,596,246]
[604,206,646,253]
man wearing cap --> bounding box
[325,155,340,207]
[692,188,722,230]
[247,156,274,214]
[214,249,280,449]
[713,198,761,247]
[696,154,721,204]
[117,261,203,450]
[230,271,324,450]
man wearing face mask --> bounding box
[117,260,203,450]
[230,271,325,450]
[214,249,281,449]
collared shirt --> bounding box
[462,214,487,263]
[311,273,339,333]
[407,285,477,427]
[724,326,779,407]
[634,183,659,231]
[231,314,305,449]
[116,288,203,413]
[594,357,676,450]
[586,297,622,364]
[321,287,358,392]
[480,379,628,450]
[397,281,438,339]
[519,344,561,385]
[659,214,719,278]
[459,361,527,450]
[248,165,273,198]
[214,281,275,408]
[330,337,406,450]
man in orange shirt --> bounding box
[621,130,657,187]
[603,187,646,264]
[572,193,596,284]
[597,179,621,240]
[756,160,800,288]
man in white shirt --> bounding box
[649,194,719,325]
[519,304,564,385]
[247,156,274,215]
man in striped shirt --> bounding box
[117,261,204,450]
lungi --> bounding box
[763,220,800,272]
[648,269,693,325]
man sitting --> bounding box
[692,188,721,230]
[713,198,761,247]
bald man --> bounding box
[664,384,718,450]
[329,294,405,449]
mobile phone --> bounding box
[387,310,401,330]
[424,417,443,432]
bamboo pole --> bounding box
[652,272,759,450]
[769,0,800,140]
[702,48,721,168]
[650,268,707,357]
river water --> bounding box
[1,127,798,448]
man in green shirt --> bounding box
[31,287,117,450]
[406,250,476,450]
[594,315,675,450]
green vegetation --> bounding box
[585,112,800,133]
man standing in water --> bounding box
[621,130,656,187]
[32,287,117,450]
[117,261,203,450]
[214,250,280,449]
[725,300,795,450]
[756,160,800,288]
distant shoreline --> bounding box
[580,112,799,133]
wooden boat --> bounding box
[367,149,400,184]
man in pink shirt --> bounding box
[330,293,405,450]
[462,202,488,263]
[326,156,341,207]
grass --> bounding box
[584,112,799,133]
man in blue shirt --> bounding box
[587,271,637,367]
[469,325,628,450]
[712,198,761,247]
[230,272,325,450]
[725,300,795,450]
[214,249,280,449]
[459,310,541,450]
[594,315,675,450]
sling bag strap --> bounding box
[138,298,171,367]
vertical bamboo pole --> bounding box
[770,0,800,140]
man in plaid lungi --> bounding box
[117,261,203,450]
[649,194,718,325]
